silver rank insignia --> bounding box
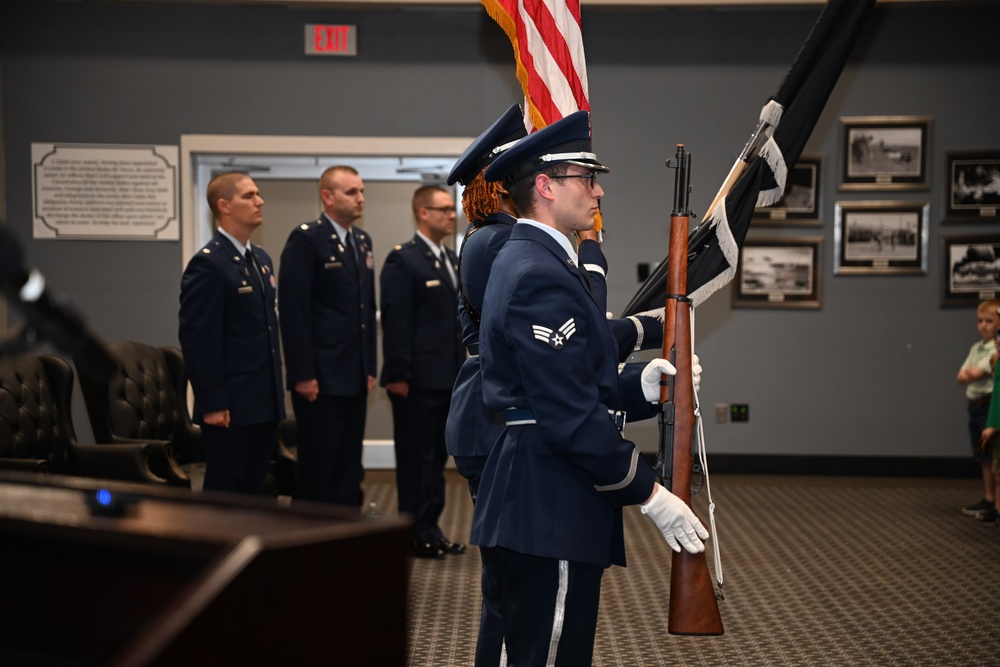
[533,318,576,349]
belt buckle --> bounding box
[611,410,627,434]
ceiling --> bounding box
[67,0,973,8]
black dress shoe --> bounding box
[436,538,467,555]
[412,538,444,559]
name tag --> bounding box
[425,279,441,288]
[238,286,254,294]
[325,262,343,269]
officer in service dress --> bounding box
[380,184,467,558]
[278,166,377,507]
[179,172,285,495]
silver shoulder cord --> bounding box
[691,307,724,599]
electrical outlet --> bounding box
[715,404,729,423]
[730,404,749,422]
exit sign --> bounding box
[305,24,357,57]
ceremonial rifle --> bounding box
[657,144,724,636]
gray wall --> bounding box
[2,1,999,464]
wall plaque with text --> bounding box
[32,143,179,241]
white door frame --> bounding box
[179,134,473,266]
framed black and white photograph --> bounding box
[942,235,1000,307]
[834,201,928,275]
[945,150,1000,221]
[753,156,821,226]
[732,236,822,309]
[840,116,930,191]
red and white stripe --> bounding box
[482,0,590,131]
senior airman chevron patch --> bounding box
[532,318,576,349]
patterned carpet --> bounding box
[364,471,1000,667]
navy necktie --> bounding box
[346,232,361,272]
[442,249,458,290]
[246,250,265,294]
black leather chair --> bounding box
[75,341,200,488]
[0,353,165,484]
[76,340,297,495]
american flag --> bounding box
[481,0,590,132]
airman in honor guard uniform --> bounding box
[278,165,377,507]
[472,111,709,666]
[445,105,671,667]
[445,104,530,506]
[179,172,285,496]
[443,105,530,666]
[447,104,666,504]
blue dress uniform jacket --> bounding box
[578,239,664,360]
[278,214,376,396]
[179,233,285,425]
[577,238,611,312]
[379,235,465,389]
[473,222,658,569]
[447,218,663,463]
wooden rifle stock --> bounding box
[659,145,724,636]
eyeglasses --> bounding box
[424,205,457,214]
[550,173,599,189]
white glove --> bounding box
[692,354,702,393]
[641,358,676,403]
[635,307,666,322]
[640,483,709,553]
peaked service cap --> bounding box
[447,104,529,186]
[483,110,609,185]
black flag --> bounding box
[623,0,876,315]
